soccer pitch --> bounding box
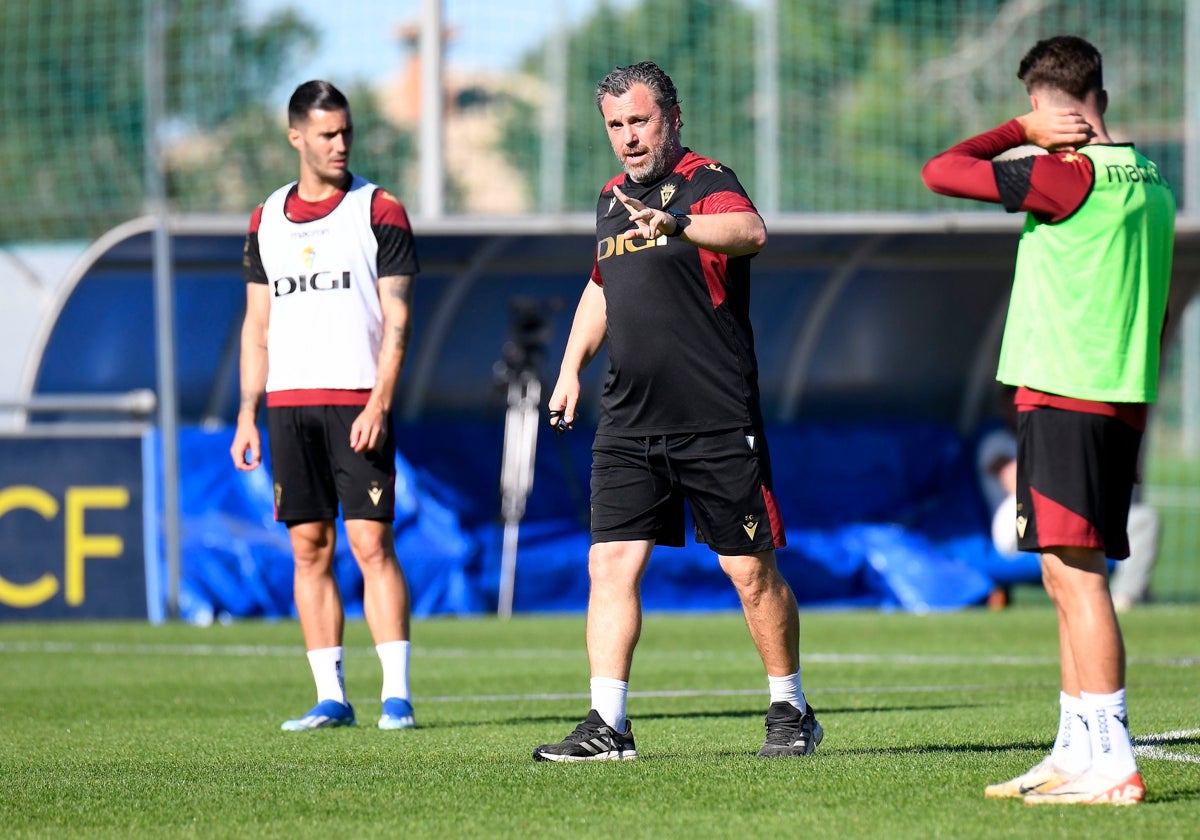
[2,608,1197,838]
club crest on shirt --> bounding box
[660,184,676,207]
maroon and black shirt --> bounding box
[590,149,763,436]
[242,173,420,287]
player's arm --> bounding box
[350,188,419,452]
[231,281,270,471]
[351,273,413,453]
[922,112,1093,220]
[548,279,607,429]
[612,185,766,256]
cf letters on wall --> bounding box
[0,436,148,620]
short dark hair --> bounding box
[1017,36,1103,100]
[287,80,350,126]
[594,60,679,114]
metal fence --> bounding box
[1,0,1195,239]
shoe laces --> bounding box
[564,717,614,744]
[763,704,802,746]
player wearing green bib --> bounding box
[998,143,1173,403]
[923,36,1175,806]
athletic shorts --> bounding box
[1014,406,1141,559]
[266,404,396,524]
[589,428,786,555]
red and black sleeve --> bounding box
[242,204,267,285]
[371,189,420,278]
[922,119,1094,222]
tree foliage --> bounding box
[0,0,1184,238]
[0,0,413,241]
[499,0,1185,213]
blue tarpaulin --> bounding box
[168,421,1002,623]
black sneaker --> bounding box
[533,709,638,762]
[756,701,823,757]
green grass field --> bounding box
[2,608,1197,839]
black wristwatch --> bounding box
[666,210,691,237]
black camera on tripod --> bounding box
[495,297,560,382]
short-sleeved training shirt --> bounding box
[591,149,763,436]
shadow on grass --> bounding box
[830,740,1048,757]
[622,740,1052,762]
[430,699,982,729]
[1137,731,1200,747]
[1148,787,1200,805]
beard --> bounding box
[622,136,683,184]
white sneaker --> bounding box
[984,756,1077,799]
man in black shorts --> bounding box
[231,80,420,732]
[533,61,821,761]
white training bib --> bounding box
[257,177,381,392]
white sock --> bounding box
[306,646,347,705]
[590,677,628,732]
[1081,688,1139,778]
[768,669,807,712]
[1048,692,1091,774]
[376,640,411,701]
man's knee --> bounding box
[1040,547,1110,603]
[588,541,651,587]
[289,522,336,572]
[346,521,397,572]
[719,551,780,597]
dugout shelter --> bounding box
[11,213,1200,621]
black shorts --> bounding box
[1014,406,1140,559]
[589,428,786,555]
[266,405,396,524]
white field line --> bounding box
[5,640,1196,762]
[1134,746,1200,763]
[2,640,1198,668]
[1132,729,1200,764]
[417,683,1016,704]
[1137,729,1200,743]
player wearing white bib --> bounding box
[232,80,420,732]
[255,175,385,393]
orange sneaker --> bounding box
[1023,769,1145,806]
[984,756,1076,799]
